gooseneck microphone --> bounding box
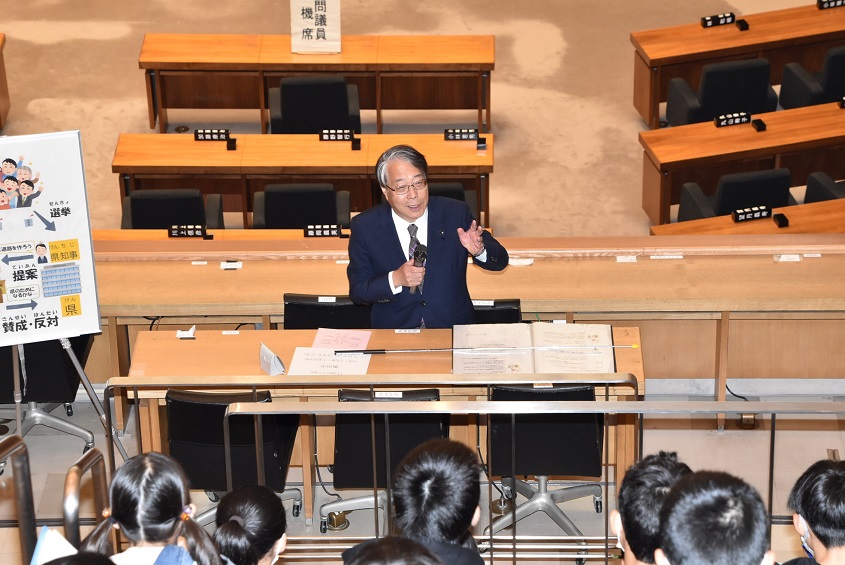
[409,243,427,294]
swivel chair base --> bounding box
[319,490,387,534]
[484,476,602,536]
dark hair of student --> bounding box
[787,459,845,548]
[617,451,691,564]
[659,471,769,565]
[214,484,287,565]
[391,438,481,543]
[43,553,115,565]
[78,452,221,565]
[346,536,444,565]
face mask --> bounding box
[616,535,625,553]
[799,516,815,559]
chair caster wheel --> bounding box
[320,519,327,533]
[65,404,74,417]
[595,500,602,513]
[576,559,586,565]
[292,501,301,518]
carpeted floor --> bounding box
[0,0,807,237]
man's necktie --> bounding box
[408,223,419,260]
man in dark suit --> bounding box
[347,145,508,329]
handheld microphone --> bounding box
[409,243,427,295]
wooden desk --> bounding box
[650,199,845,235]
[0,34,9,130]
[630,5,845,128]
[639,103,845,224]
[111,133,494,226]
[90,233,845,435]
[139,34,494,134]
[116,327,641,523]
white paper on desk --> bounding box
[288,347,371,375]
[312,328,372,350]
[259,342,286,376]
[30,526,77,565]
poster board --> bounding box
[290,0,341,54]
[0,130,100,347]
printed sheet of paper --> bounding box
[288,347,371,375]
[531,323,615,374]
[312,328,371,350]
[452,323,534,374]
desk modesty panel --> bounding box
[630,4,845,128]
[139,33,494,133]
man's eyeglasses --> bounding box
[387,178,428,195]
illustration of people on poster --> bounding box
[0,131,100,347]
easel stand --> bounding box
[0,339,129,474]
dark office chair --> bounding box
[677,168,793,222]
[121,189,224,229]
[485,385,603,538]
[473,298,522,324]
[283,293,371,329]
[779,46,845,109]
[0,336,96,452]
[268,76,362,134]
[165,390,301,525]
[318,388,449,533]
[804,172,845,203]
[253,183,351,229]
[666,59,778,126]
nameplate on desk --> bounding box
[220,261,242,270]
[472,300,495,307]
[395,328,420,334]
[776,254,802,262]
[318,296,338,303]
[374,391,403,399]
[714,112,750,128]
[319,129,354,141]
[445,128,479,141]
[732,205,771,222]
[700,12,735,27]
[194,128,230,141]
[169,224,207,238]
[304,224,341,237]
[818,0,845,9]
[616,256,638,263]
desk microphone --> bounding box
[410,243,427,295]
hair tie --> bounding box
[101,508,112,520]
[229,515,245,527]
[180,505,194,522]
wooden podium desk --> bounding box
[139,34,494,134]
[650,199,845,235]
[92,233,845,435]
[639,103,845,225]
[111,132,494,226]
[113,327,642,523]
[630,5,845,128]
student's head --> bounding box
[611,451,691,564]
[1,158,16,176]
[346,536,444,565]
[19,180,35,196]
[79,452,220,565]
[214,484,287,565]
[787,459,845,555]
[392,438,481,544]
[655,471,774,565]
[375,144,429,223]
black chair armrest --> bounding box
[805,172,845,203]
[268,87,283,134]
[253,191,266,229]
[779,63,825,109]
[336,191,351,228]
[205,194,224,229]
[678,182,715,222]
[121,196,132,229]
[346,84,362,134]
[666,78,702,126]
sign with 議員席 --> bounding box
[290,0,341,54]
[0,130,100,347]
